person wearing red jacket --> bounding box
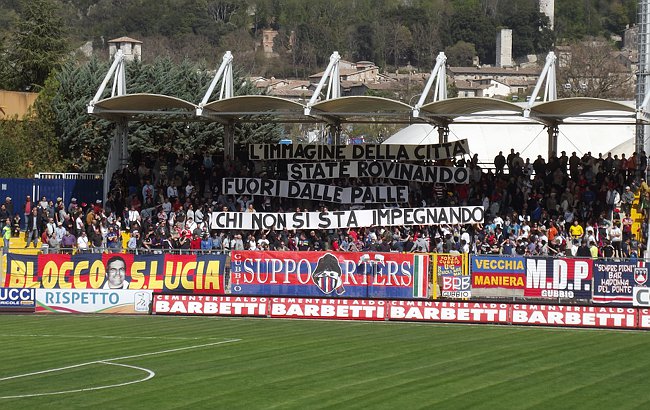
[190,233,202,251]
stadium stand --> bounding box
[2,147,647,264]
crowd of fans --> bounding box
[2,148,649,259]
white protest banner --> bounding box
[209,206,484,230]
[222,178,409,204]
[249,140,469,161]
[287,161,470,183]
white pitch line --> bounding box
[0,338,240,396]
[2,334,225,341]
[100,339,241,362]
[0,362,155,399]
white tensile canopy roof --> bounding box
[383,104,639,164]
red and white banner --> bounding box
[638,309,650,329]
[153,294,268,316]
[511,304,637,329]
[386,301,509,323]
[153,293,650,330]
[269,298,385,320]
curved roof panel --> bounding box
[311,96,411,114]
[419,97,523,118]
[94,93,196,111]
[309,96,412,123]
[530,97,635,117]
[202,95,305,114]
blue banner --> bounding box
[0,288,36,309]
[229,250,429,299]
[593,260,647,305]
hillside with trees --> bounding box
[0,0,638,81]
[0,0,641,176]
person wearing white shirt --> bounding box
[460,229,471,246]
[609,222,623,257]
[77,231,89,251]
[247,234,258,250]
[46,218,55,238]
[185,218,197,233]
[75,214,84,234]
[257,234,270,249]
[185,181,194,197]
[186,206,195,222]
[142,180,155,203]
[194,208,204,226]
[167,184,178,199]
[128,206,140,224]
[162,197,172,215]
[520,221,530,238]
[54,222,66,242]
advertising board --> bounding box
[36,289,152,314]
[510,304,637,328]
[0,287,35,311]
[229,251,429,299]
[153,294,267,316]
[4,253,226,294]
[524,257,592,299]
[470,256,525,298]
[592,260,639,305]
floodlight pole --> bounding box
[305,52,341,116]
[87,50,126,114]
[524,51,557,117]
[525,52,559,158]
[197,51,234,116]
[413,52,447,118]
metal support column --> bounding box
[103,119,129,203]
[437,124,449,144]
[328,123,342,145]
[637,0,650,258]
[637,0,650,178]
[224,122,235,161]
[547,124,559,159]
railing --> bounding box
[2,246,648,262]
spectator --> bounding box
[22,195,33,232]
[569,220,584,240]
[61,230,77,253]
[609,222,623,257]
[25,208,40,248]
[621,185,635,217]
[494,151,506,175]
[11,214,21,237]
[2,218,10,255]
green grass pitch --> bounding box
[1,315,650,409]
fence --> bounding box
[0,174,103,215]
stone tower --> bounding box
[496,28,513,68]
[539,0,555,30]
[108,37,142,61]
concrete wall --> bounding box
[0,91,38,120]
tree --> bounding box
[557,38,634,99]
[6,0,68,91]
[442,5,496,64]
[48,56,282,172]
[445,41,477,67]
[385,22,413,70]
[0,119,27,177]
